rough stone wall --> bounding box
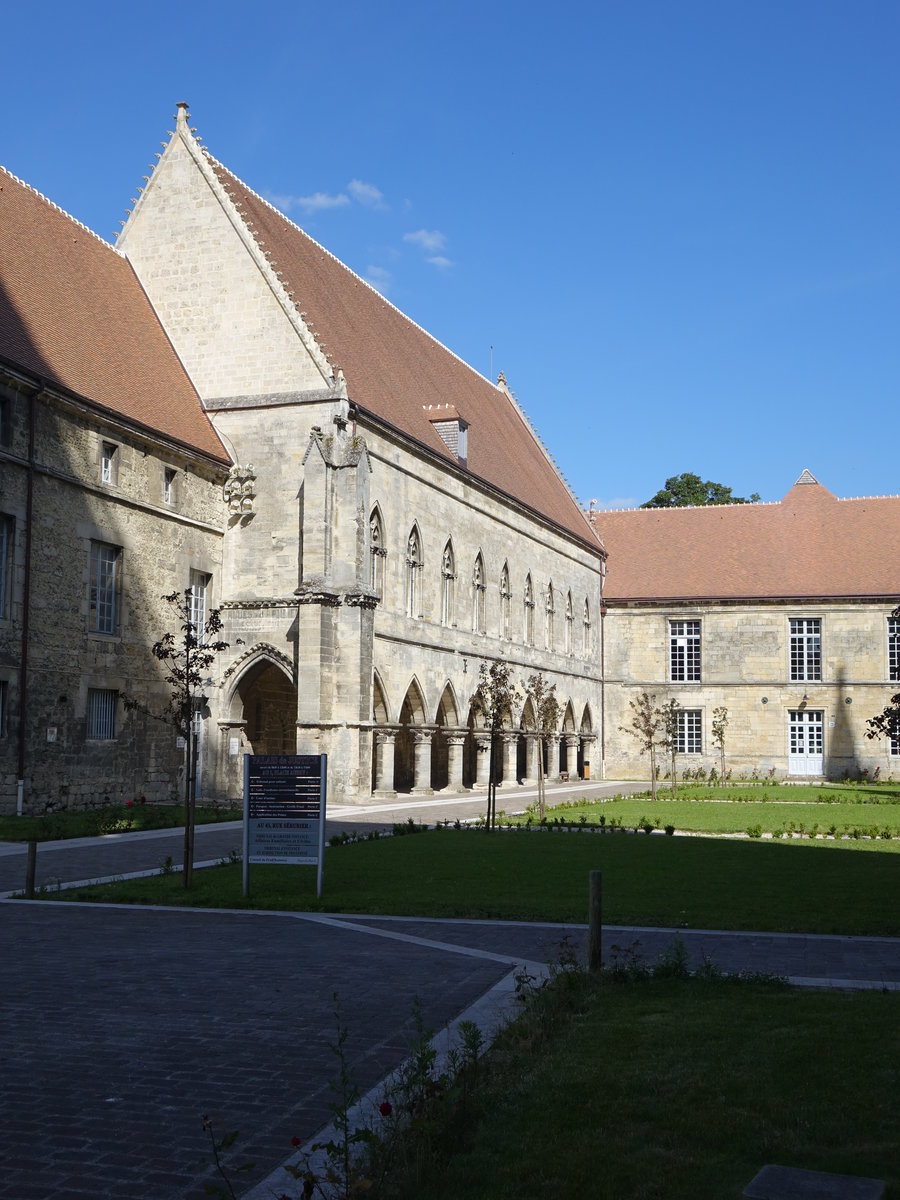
[0,386,226,814]
[604,601,900,781]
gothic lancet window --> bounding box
[545,583,555,650]
[473,552,486,634]
[565,591,574,655]
[369,508,386,597]
[405,526,422,618]
[524,573,535,646]
[441,540,455,626]
[499,563,511,640]
[583,598,592,655]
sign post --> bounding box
[242,754,327,899]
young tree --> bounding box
[641,472,760,508]
[127,589,229,888]
[657,698,680,795]
[472,659,520,830]
[712,706,729,781]
[867,606,900,756]
[619,692,663,801]
[524,672,561,820]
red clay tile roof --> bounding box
[0,167,229,464]
[594,475,900,602]
[206,157,599,551]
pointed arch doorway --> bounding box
[230,654,298,755]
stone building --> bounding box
[0,104,606,813]
[595,470,900,780]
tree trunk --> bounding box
[649,744,657,802]
[537,737,545,821]
[485,732,495,831]
[183,726,197,889]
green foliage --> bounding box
[641,472,760,508]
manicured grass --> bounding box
[53,828,900,935]
[0,803,241,842]
[530,783,900,838]
[392,975,899,1200]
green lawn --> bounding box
[385,975,899,1200]
[52,828,900,935]
[0,803,241,842]
[528,783,900,839]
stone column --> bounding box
[499,732,519,789]
[521,733,539,786]
[445,731,467,792]
[411,728,434,795]
[372,728,398,797]
[566,734,582,779]
[545,734,562,782]
[474,732,492,789]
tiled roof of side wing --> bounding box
[593,477,900,601]
[0,166,230,464]
[205,156,600,551]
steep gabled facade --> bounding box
[594,472,900,780]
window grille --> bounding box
[189,571,210,634]
[889,618,900,682]
[676,709,702,754]
[670,620,701,682]
[87,688,117,739]
[790,618,821,681]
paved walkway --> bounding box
[1,786,898,1198]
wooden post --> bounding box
[25,840,37,899]
[589,870,602,973]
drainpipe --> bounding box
[16,381,42,815]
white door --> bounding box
[788,710,824,776]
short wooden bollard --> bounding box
[25,840,37,899]
[588,869,602,972]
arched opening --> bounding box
[431,683,459,790]
[231,657,297,755]
[369,506,386,597]
[371,672,391,793]
[463,700,481,788]
[560,700,576,775]
[395,679,427,792]
[578,702,594,778]
[518,696,536,780]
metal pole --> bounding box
[25,840,37,899]
[316,754,327,899]
[242,755,250,898]
[588,870,602,973]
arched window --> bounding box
[369,507,386,597]
[499,563,511,640]
[473,553,486,633]
[441,540,455,626]
[524,573,535,646]
[545,583,555,649]
[565,591,574,655]
[406,526,422,618]
[583,598,592,655]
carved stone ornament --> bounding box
[223,463,256,514]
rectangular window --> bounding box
[670,620,701,682]
[86,688,117,740]
[100,442,118,485]
[189,570,210,634]
[676,709,702,754]
[164,468,176,505]
[89,542,121,635]
[0,515,13,619]
[790,618,821,681]
[0,397,9,447]
[0,680,7,736]
[891,720,900,758]
[889,617,900,682]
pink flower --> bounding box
[291,1136,301,1147]
[126,800,134,808]
[379,1101,393,1118]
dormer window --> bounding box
[426,405,469,467]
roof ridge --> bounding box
[203,152,500,394]
[594,500,777,513]
[0,164,120,254]
[838,493,900,502]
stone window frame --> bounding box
[88,540,123,636]
[189,569,211,637]
[0,678,7,737]
[0,514,14,620]
[565,590,574,655]
[163,466,178,506]
[100,439,119,487]
[676,708,703,755]
[499,562,511,640]
[523,573,535,646]
[440,539,456,627]
[670,619,701,683]
[405,524,423,619]
[369,506,386,597]
[86,687,119,741]
[472,551,486,634]
[888,616,900,682]
[0,396,10,448]
[583,598,592,655]
[789,617,822,682]
[544,582,555,650]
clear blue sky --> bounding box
[3,1,897,508]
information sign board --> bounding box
[242,754,327,897]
